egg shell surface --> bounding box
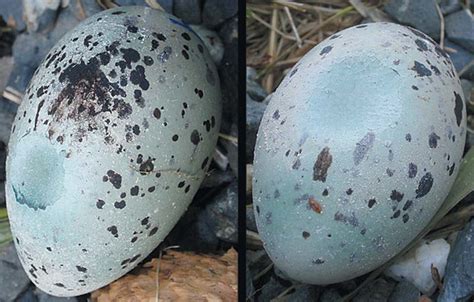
[253,22,466,285]
[6,6,221,296]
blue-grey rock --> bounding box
[445,9,474,52]
[246,96,267,162]
[173,0,201,24]
[461,79,473,106]
[35,288,78,302]
[259,276,287,301]
[114,0,172,13]
[203,0,238,28]
[320,288,342,302]
[0,243,31,302]
[280,285,319,301]
[72,0,103,18]
[247,67,268,102]
[246,264,254,301]
[439,219,474,302]
[353,278,396,302]
[0,0,26,31]
[445,40,474,80]
[384,0,441,39]
[437,0,461,15]
[0,98,17,145]
[388,281,420,302]
[16,287,37,302]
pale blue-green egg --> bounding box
[253,22,466,285]
[6,6,221,296]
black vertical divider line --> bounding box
[237,0,247,301]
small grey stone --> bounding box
[353,278,396,302]
[16,287,37,302]
[384,0,441,39]
[445,40,474,81]
[0,244,31,302]
[246,97,267,162]
[174,0,201,24]
[439,219,474,302]
[246,67,268,102]
[202,0,238,28]
[388,281,420,302]
[445,9,474,52]
[437,0,461,15]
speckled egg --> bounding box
[253,22,466,285]
[6,6,221,296]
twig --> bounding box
[435,2,445,49]
[265,8,279,92]
[283,7,302,48]
[459,60,474,77]
[252,262,273,281]
[219,133,238,145]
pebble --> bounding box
[384,0,441,39]
[174,0,201,24]
[0,244,31,302]
[445,40,474,81]
[279,284,319,301]
[445,9,474,52]
[202,0,238,28]
[438,219,474,302]
[0,98,17,145]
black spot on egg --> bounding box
[127,25,138,33]
[190,130,200,145]
[114,200,126,209]
[390,190,404,202]
[152,32,166,41]
[412,85,418,90]
[201,157,209,170]
[153,108,161,119]
[408,163,417,178]
[368,198,376,208]
[130,65,149,90]
[414,39,428,51]
[139,158,154,174]
[313,147,332,182]
[83,35,93,47]
[106,170,122,189]
[302,231,310,239]
[346,188,353,195]
[130,186,139,196]
[76,266,87,273]
[107,225,118,237]
[353,132,375,165]
[322,189,329,196]
[320,46,333,55]
[403,200,413,211]
[181,49,189,60]
[149,227,158,236]
[411,61,432,77]
[405,133,412,142]
[96,199,105,209]
[143,56,154,66]
[415,172,433,198]
[429,132,440,148]
[454,92,463,127]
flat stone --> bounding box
[0,244,31,302]
[445,40,474,81]
[445,9,474,52]
[388,281,420,302]
[384,0,441,39]
[437,0,461,15]
[279,284,319,301]
[353,278,396,302]
[202,0,238,28]
[438,219,474,302]
[173,0,201,24]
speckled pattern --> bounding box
[253,22,466,285]
[5,6,221,296]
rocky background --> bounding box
[246,0,474,301]
[0,0,237,301]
